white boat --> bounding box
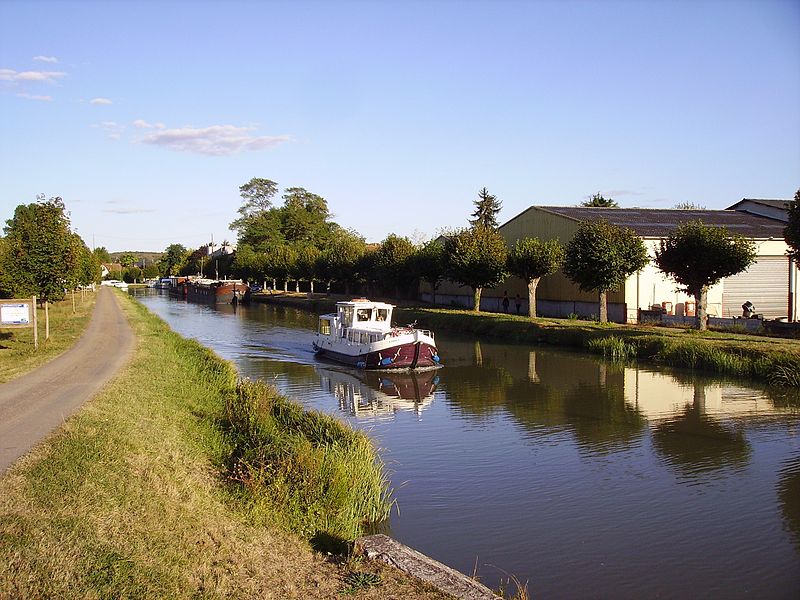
[312,298,441,370]
[100,279,128,289]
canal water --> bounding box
[133,290,800,599]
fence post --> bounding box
[32,296,38,351]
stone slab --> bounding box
[354,534,499,600]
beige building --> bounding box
[425,200,795,323]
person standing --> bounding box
[502,291,510,313]
[515,293,522,315]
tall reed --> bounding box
[225,379,394,541]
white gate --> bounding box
[722,256,789,319]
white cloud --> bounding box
[137,124,290,156]
[133,119,165,130]
[0,69,66,83]
[91,121,124,140]
[17,92,53,101]
[90,97,113,105]
[33,56,59,63]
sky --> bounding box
[1,0,799,253]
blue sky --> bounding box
[1,0,798,252]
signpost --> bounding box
[0,297,38,350]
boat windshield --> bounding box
[356,308,373,322]
[376,308,389,322]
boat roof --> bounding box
[335,298,395,309]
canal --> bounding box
[133,290,800,599]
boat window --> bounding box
[375,308,389,322]
[319,318,331,336]
[342,306,354,327]
[356,308,372,322]
[360,332,369,344]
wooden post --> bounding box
[45,301,49,340]
[32,296,38,351]
[72,289,76,313]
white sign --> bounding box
[0,302,31,326]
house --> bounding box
[424,202,795,323]
[100,263,123,278]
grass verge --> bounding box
[0,291,96,384]
[0,292,447,599]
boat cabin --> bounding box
[318,299,394,339]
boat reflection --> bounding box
[319,367,439,419]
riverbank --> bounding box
[252,292,800,387]
[0,291,450,599]
[0,291,97,384]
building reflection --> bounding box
[318,367,439,419]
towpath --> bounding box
[0,287,134,474]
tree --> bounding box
[119,252,137,268]
[563,220,649,322]
[470,187,502,229]
[295,245,321,293]
[655,220,756,331]
[674,202,706,210]
[581,193,619,208]
[318,229,366,295]
[784,189,800,262]
[374,234,416,298]
[2,195,79,302]
[444,226,508,312]
[412,239,447,305]
[159,243,188,276]
[230,177,279,233]
[93,246,111,263]
[507,238,565,317]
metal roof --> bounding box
[530,206,786,238]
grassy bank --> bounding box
[252,293,800,387]
[0,292,447,599]
[0,291,96,383]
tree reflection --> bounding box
[777,455,800,550]
[652,382,751,478]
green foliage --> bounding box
[563,220,649,293]
[158,243,188,276]
[318,229,367,292]
[92,246,111,263]
[655,220,756,295]
[411,238,447,300]
[674,202,706,210]
[118,252,137,268]
[2,195,80,302]
[507,237,564,282]
[342,571,383,594]
[470,187,502,228]
[444,226,508,311]
[587,336,636,362]
[230,177,279,233]
[373,234,416,296]
[785,189,800,262]
[581,192,618,207]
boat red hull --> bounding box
[315,341,440,370]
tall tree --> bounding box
[159,243,189,276]
[318,229,366,295]
[444,226,508,312]
[93,246,111,263]
[581,192,619,208]
[507,237,565,318]
[2,195,79,302]
[374,234,416,298]
[230,177,279,233]
[784,188,800,262]
[119,252,137,268]
[470,187,502,229]
[412,239,447,305]
[655,220,756,331]
[563,220,649,322]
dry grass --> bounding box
[0,290,97,383]
[0,292,449,599]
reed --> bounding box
[225,378,394,541]
[587,335,636,362]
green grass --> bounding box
[0,292,442,599]
[0,291,96,383]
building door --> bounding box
[722,256,789,319]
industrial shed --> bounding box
[425,203,795,323]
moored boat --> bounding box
[186,279,249,304]
[312,299,441,370]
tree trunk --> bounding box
[696,286,709,331]
[432,283,438,306]
[283,280,288,293]
[473,287,482,312]
[295,280,299,293]
[527,278,540,318]
[598,290,608,322]
[310,280,315,294]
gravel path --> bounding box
[0,287,134,474]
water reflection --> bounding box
[778,455,800,550]
[319,367,439,419]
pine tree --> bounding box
[470,188,502,229]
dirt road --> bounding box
[0,287,134,474]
